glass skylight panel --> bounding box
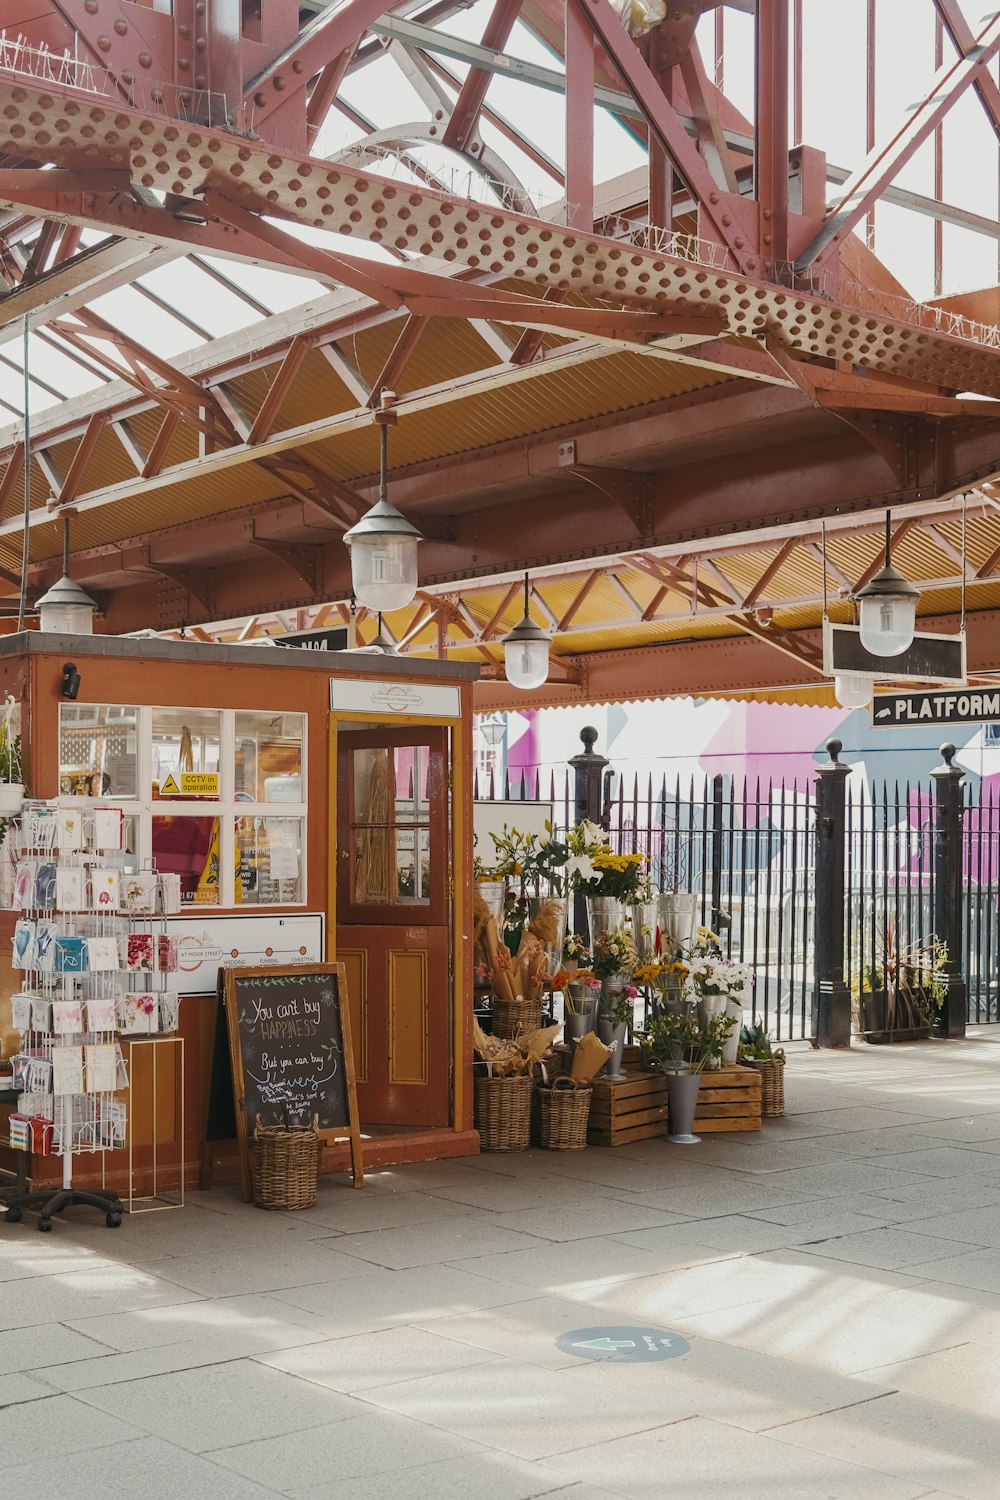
[137,259,263,339]
[86,285,197,358]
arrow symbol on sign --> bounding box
[573,1338,637,1351]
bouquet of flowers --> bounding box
[638,1006,737,1074]
[590,928,638,979]
[634,959,689,1000]
[685,950,751,1006]
[487,821,572,895]
[563,932,591,966]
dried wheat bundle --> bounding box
[473,1019,560,1077]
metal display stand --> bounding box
[5,804,126,1229]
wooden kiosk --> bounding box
[0,631,480,1193]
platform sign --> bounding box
[275,627,349,652]
[823,621,966,684]
[872,688,1000,728]
[556,1326,690,1363]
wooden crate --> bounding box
[587,1070,667,1147]
[693,1065,762,1132]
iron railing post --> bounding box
[931,743,967,1038]
[569,726,609,939]
[711,772,725,930]
[813,738,852,1048]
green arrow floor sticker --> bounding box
[557,1326,690,1363]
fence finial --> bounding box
[580,725,598,753]
[940,743,956,766]
[826,738,842,763]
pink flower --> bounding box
[625,985,639,999]
[588,978,601,991]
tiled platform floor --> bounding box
[4,1030,1000,1498]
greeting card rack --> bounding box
[3,801,183,1230]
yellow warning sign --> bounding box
[159,772,181,796]
[181,772,220,796]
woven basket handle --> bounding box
[552,1075,578,1093]
[773,1048,786,1063]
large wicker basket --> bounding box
[538,1076,591,1150]
[491,997,543,1041]
[745,1051,786,1117]
[475,1072,533,1151]
[252,1117,320,1210]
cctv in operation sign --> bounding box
[872,689,1000,728]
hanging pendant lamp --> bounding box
[502,573,551,690]
[343,391,422,612]
[857,512,919,658]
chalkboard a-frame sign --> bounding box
[224,962,364,1199]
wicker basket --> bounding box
[252,1117,320,1209]
[538,1076,591,1150]
[745,1050,786,1117]
[475,1072,533,1151]
[491,997,543,1041]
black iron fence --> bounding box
[474,732,994,1042]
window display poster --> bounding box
[165,913,324,993]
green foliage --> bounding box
[638,1005,737,1074]
[739,1021,773,1060]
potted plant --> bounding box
[597,984,637,1081]
[563,820,649,938]
[738,1021,786,1117]
[638,1006,738,1144]
[0,694,24,820]
[683,927,750,1066]
[856,922,946,1043]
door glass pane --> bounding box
[152,815,221,905]
[235,816,304,904]
[59,705,138,797]
[235,712,304,803]
[349,744,431,907]
[152,708,220,799]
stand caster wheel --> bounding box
[5,1206,22,1223]
[106,1213,121,1228]
[38,1218,52,1232]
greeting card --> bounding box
[27,1057,52,1094]
[86,997,117,1033]
[117,992,156,1033]
[34,863,57,909]
[159,874,182,914]
[55,867,85,911]
[125,933,155,973]
[13,861,36,910]
[90,868,119,911]
[12,919,34,968]
[56,806,83,853]
[54,935,88,974]
[158,935,178,973]
[92,806,124,851]
[121,871,157,916]
[52,999,84,1035]
[30,995,52,1033]
[11,993,31,1032]
[85,1044,117,1094]
[86,936,119,972]
[34,921,58,973]
[52,1046,84,1095]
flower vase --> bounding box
[586,896,625,943]
[564,1010,595,1049]
[476,881,506,925]
[664,1068,701,1144]
[658,892,699,952]
[629,900,659,959]
[722,1000,743,1065]
[597,1019,629,1080]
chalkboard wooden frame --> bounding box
[223,962,364,1199]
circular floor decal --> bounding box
[557,1326,690,1363]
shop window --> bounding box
[152,815,222,905]
[59,704,139,798]
[152,708,220,798]
[235,712,304,802]
[350,744,431,906]
[235,816,304,904]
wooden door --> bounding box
[336,726,451,1127]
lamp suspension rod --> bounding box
[961,494,968,632]
[885,509,891,567]
[523,571,530,616]
[62,515,70,577]
[821,519,828,621]
[379,417,388,503]
[16,314,30,632]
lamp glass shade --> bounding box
[348,532,419,612]
[504,635,549,690]
[834,674,873,709]
[36,575,97,635]
[857,590,917,658]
